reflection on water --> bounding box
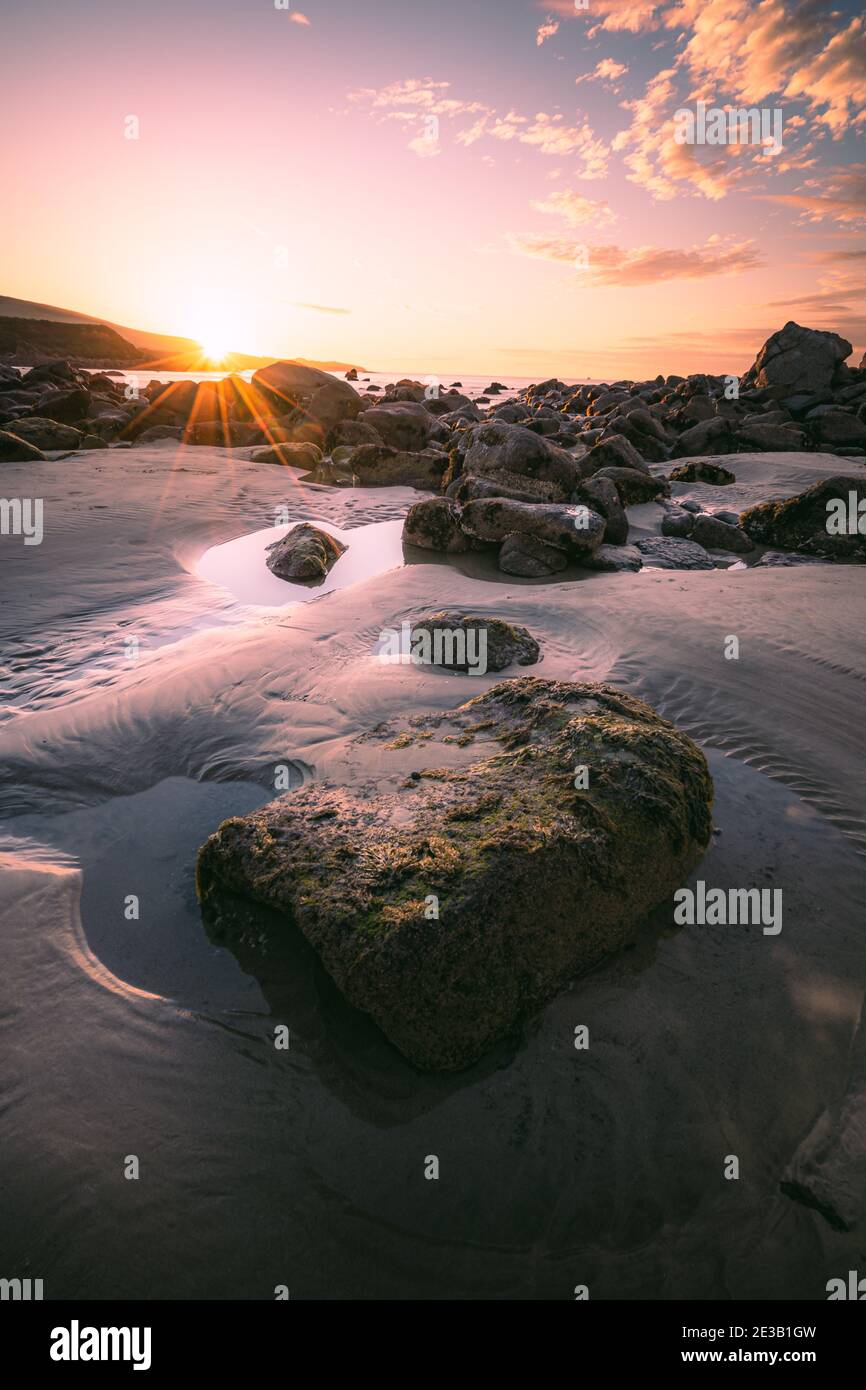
[198,515,600,608]
[197,518,406,607]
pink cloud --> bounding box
[531,188,617,227]
[509,232,764,284]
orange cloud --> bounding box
[575,58,629,91]
[536,18,560,45]
[531,188,617,227]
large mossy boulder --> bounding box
[196,679,714,1071]
[740,475,866,560]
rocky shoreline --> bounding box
[2,323,864,579]
[4,319,866,1074]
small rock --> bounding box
[586,543,643,572]
[636,536,714,570]
[592,467,670,504]
[265,522,347,582]
[252,442,324,469]
[669,461,735,485]
[409,612,540,671]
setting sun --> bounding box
[198,336,229,363]
[184,288,256,363]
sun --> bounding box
[183,289,255,365]
[199,336,230,364]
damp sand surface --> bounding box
[1,443,866,1298]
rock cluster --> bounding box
[3,324,862,482]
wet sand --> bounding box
[1,441,865,1298]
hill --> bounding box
[0,295,365,373]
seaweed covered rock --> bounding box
[740,476,866,560]
[592,466,670,504]
[196,679,714,1071]
[447,468,564,505]
[669,461,735,485]
[265,522,347,581]
[584,433,650,475]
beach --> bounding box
[1,431,865,1298]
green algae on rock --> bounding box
[740,476,866,561]
[196,678,714,1071]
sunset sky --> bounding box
[3,0,864,377]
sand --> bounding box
[1,440,865,1298]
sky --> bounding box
[2,0,864,377]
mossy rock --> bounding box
[669,461,735,485]
[196,679,713,1070]
[740,475,866,560]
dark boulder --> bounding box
[740,476,866,560]
[0,430,46,462]
[739,321,852,398]
[196,678,713,1070]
